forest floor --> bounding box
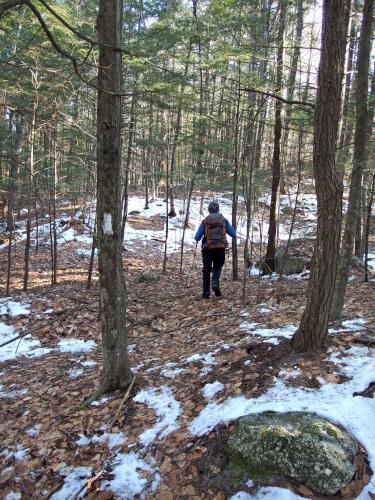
[0,193,375,500]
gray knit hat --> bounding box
[208,201,219,213]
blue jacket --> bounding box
[194,216,236,242]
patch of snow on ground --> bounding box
[263,338,280,345]
[90,397,109,407]
[230,486,305,499]
[258,307,272,314]
[1,444,29,461]
[0,299,30,316]
[101,452,160,498]
[200,366,213,376]
[67,368,84,379]
[80,360,97,367]
[0,323,44,362]
[279,368,302,379]
[189,346,375,499]
[202,381,224,399]
[133,386,182,446]
[186,352,216,365]
[161,367,185,378]
[51,466,92,500]
[26,425,41,437]
[240,323,297,340]
[342,318,366,330]
[4,492,22,500]
[58,338,96,353]
[0,386,28,398]
[329,318,367,334]
[77,432,125,450]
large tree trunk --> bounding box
[291,0,350,352]
[93,0,132,399]
[329,0,374,321]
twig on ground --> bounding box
[108,375,137,430]
[0,302,93,349]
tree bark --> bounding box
[329,0,374,321]
[291,0,350,352]
[94,0,132,398]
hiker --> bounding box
[194,201,236,299]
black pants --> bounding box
[202,248,225,295]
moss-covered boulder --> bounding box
[274,246,309,275]
[227,412,357,495]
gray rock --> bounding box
[274,246,309,275]
[227,411,357,495]
[128,210,141,216]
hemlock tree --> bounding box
[93,0,133,399]
[291,0,351,352]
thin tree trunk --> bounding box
[121,89,137,241]
[23,94,37,291]
[364,168,375,282]
[281,0,303,188]
[330,0,373,321]
[169,42,192,217]
[264,0,286,273]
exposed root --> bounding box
[80,384,111,409]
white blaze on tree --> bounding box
[102,213,113,236]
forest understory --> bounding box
[0,192,375,500]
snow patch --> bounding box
[26,425,41,437]
[101,452,160,498]
[4,493,22,500]
[1,444,29,461]
[58,338,96,353]
[80,360,97,367]
[77,432,125,450]
[50,466,92,500]
[240,322,297,340]
[186,352,216,365]
[67,368,84,379]
[133,386,181,445]
[0,323,46,362]
[202,381,224,399]
[0,299,30,317]
[230,486,305,499]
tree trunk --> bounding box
[93,0,132,399]
[291,0,350,352]
[264,0,286,273]
[281,0,303,183]
[121,89,137,241]
[23,94,37,291]
[330,0,373,321]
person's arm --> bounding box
[194,222,205,242]
[225,219,236,238]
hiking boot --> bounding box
[212,284,222,297]
[202,292,210,299]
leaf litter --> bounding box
[0,193,375,499]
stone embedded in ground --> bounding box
[227,411,357,495]
[274,246,309,275]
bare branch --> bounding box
[240,85,316,110]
